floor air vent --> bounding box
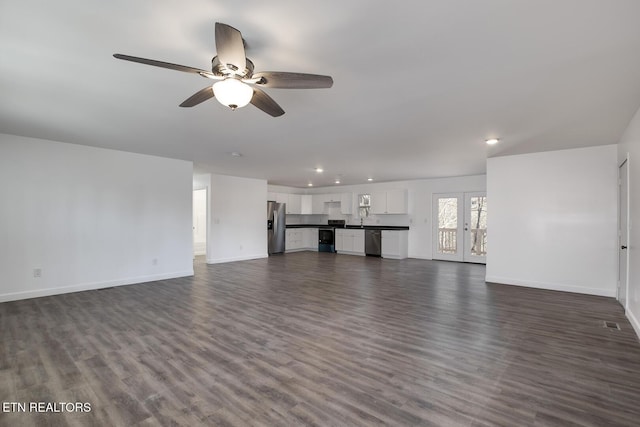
[603,321,621,330]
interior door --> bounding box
[618,159,628,309]
[433,192,487,263]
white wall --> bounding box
[487,145,618,297]
[269,175,486,259]
[0,134,194,302]
[207,174,268,263]
[618,105,640,337]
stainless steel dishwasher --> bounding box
[365,229,381,256]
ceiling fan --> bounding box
[114,22,333,117]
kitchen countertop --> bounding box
[286,224,409,230]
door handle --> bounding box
[621,245,628,250]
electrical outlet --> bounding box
[33,268,42,278]
[152,258,158,266]
[239,245,243,250]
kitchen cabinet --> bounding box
[311,194,326,214]
[370,190,408,214]
[301,195,312,215]
[269,192,288,204]
[325,193,340,203]
[381,230,408,259]
[303,227,318,250]
[340,193,352,214]
[335,229,365,255]
[352,229,365,253]
[285,228,304,252]
[287,194,302,214]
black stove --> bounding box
[318,220,346,252]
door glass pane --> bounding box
[469,196,487,256]
[438,198,457,254]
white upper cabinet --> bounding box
[340,193,352,214]
[370,190,408,214]
[274,192,288,204]
[287,193,302,214]
[301,195,312,215]
[325,193,340,203]
[311,194,326,214]
[370,191,388,214]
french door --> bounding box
[432,192,487,263]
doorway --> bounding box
[432,192,487,263]
[193,188,207,257]
[618,159,629,309]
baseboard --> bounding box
[0,269,194,303]
[485,275,616,297]
[627,308,640,341]
[336,251,365,256]
[408,255,432,260]
[206,253,267,264]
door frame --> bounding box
[432,193,464,261]
[618,157,629,310]
[193,187,208,258]
[432,192,487,264]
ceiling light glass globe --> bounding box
[213,79,253,110]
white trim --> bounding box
[206,253,267,264]
[485,275,616,297]
[627,308,640,341]
[408,255,433,260]
[618,155,630,311]
[337,251,366,256]
[0,270,195,303]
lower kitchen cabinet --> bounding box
[381,230,408,259]
[285,229,303,252]
[286,228,318,252]
[303,227,318,250]
[335,229,365,255]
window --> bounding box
[358,193,370,217]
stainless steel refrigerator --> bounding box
[267,201,286,254]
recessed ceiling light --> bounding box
[315,168,324,173]
[335,180,341,184]
[367,178,373,181]
[308,183,313,187]
[485,138,499,145]
[230,151,242,157]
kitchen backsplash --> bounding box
[287,210,410,227]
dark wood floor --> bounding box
[1,252,639,426]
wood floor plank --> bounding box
[1,252,640,426]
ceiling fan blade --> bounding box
[250,87,285,117]
[215,22,246,70]
[179,86,215,107]
[252,72,333,89]
[113,54,218,79]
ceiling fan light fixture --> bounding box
[212,78,253,110]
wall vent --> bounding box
[603,321,621,330]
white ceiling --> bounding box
[2,1,640,188]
